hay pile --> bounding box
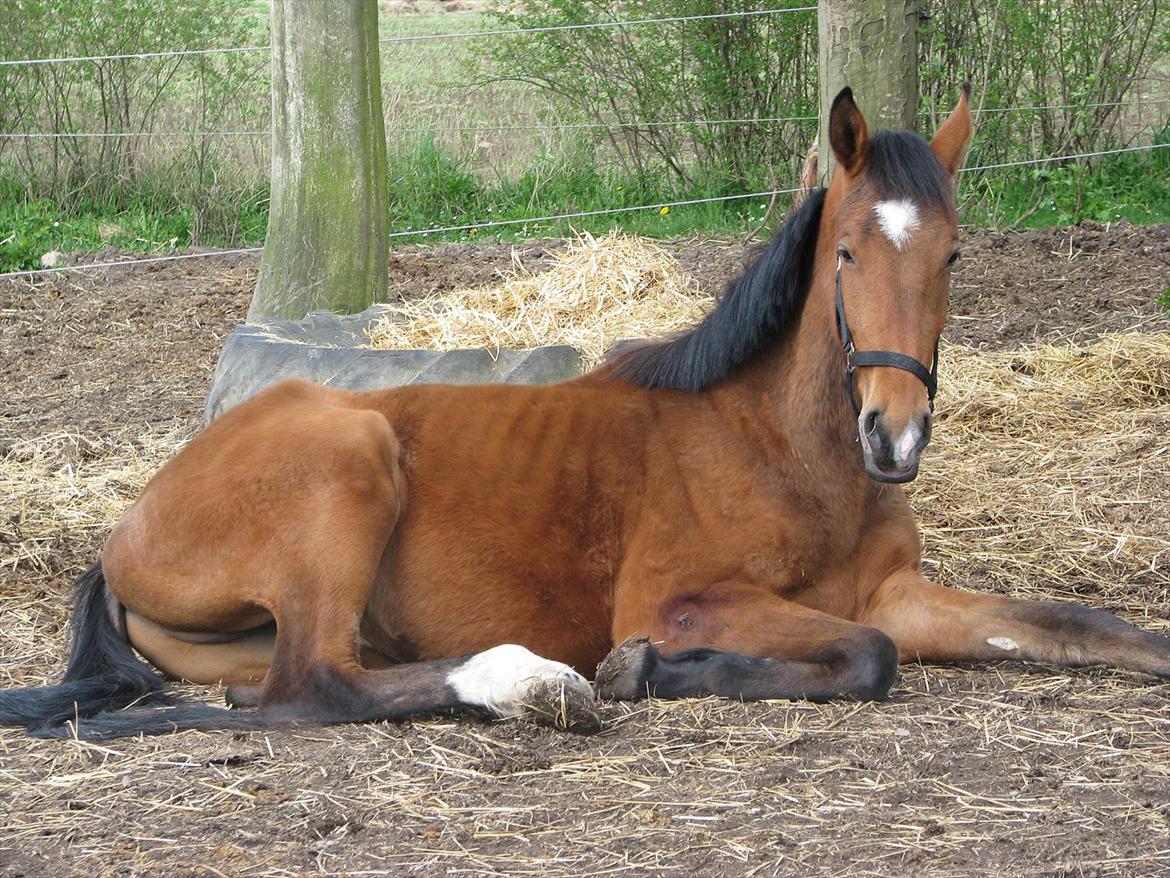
[0,430,184,578]
[912,332,1170,608]
[366,232,711,365]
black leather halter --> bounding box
[835,258,939,412]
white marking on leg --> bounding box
[874,200,919,249]
[446,644,588,717]
[986,636,1020,651]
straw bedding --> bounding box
[2,234,1169,876]
[366,232,712,365]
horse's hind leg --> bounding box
[260,590,600,732]
[859,570,1170,678]
[246,416,598,732]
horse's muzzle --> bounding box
[859,409,932,483]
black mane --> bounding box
[607,188,826,392]
[606,130,952,393]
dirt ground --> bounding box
[1,222,1169,877]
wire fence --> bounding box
[0,6,815,67]
[3,141,1167,282]
[2,5,1168,281]
[5,98,1169,140]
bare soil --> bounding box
[1,223,1169,878]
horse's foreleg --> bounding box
[601,584,898,702]
[859,570,1170,678]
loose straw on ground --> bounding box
[366,232,712,366]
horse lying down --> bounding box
[3,88,1167,740]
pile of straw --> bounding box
[0,430,184,578]
[366,232,712,365]
[912,332,1170,606]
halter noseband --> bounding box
[834,257,939,412]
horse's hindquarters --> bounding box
[103,379,407,687]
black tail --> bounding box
[0,562,172,733]
[29,701,278,740]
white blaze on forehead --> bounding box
[874,199,920,249]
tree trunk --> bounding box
[818,0,919,182]
[249,0,388,321]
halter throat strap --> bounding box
[834,261,939,411]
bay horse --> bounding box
[3,88,1168,741]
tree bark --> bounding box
[818,0,919,182]
[249,0,388,321]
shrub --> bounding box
[0,0,267,244]
[474,0,818,193]
[920,0,1170,163]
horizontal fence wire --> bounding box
[5,97,1167,140]
[962,142,1170,172]
[1,142,1167,281]
[376,6,816,45]
[972,97,1170,115]
[1,130,267,139]
[0,116,816,138]
[0,6,814,67]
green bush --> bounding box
[473,0,818,193]
[921,0,1170,163]
[0,0,267,246]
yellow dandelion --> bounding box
[658,206,670,216]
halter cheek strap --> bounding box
[835,258,939,412]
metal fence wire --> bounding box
[1,6,1167,280]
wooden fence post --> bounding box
[817,0,920,182]
[249,0,388,321]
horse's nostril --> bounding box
[863,410,880,436]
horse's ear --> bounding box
[930,84,973,177]
[829,87,870,174]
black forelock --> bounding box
[863,131,951,208]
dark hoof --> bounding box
[595,636,659,701]
[225,684,261,710]
[518,677,602,734]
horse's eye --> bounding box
[837,247,855,265]
[947,250,961,266]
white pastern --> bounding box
[446,644,589,716]
[874,200,920,250]
[986,636,1020,652]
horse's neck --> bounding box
[714,251,871,503]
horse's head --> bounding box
[826,86,972,483]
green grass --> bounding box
[3,139,1169,274]
[0,180,267,271]
[962,148,1170,229]
[382,136,772,244]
